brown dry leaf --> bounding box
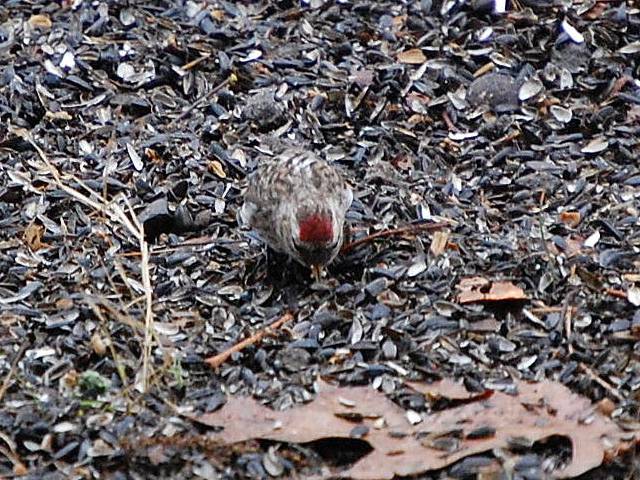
[208,160,227,178]
[192,379,637,479]
[429,230,450,257]
[560,211,581,228]
[457,277,527,304]
[389,153,413,171]
[28,13,52,30]
[90,333,107,356]
[548,235,586,258]
[575,266,603,291]
[397,48,426,64]
[392,15,407,31]
[61,370,79,389]
[55,297,74,310]
[145,147,162,164]
[565,236,586,256]
[596,398,616,417]
[23,223,46,251]
[13,462,28,476]
[210,9,225,21]
[406,113,428,126]
[584,1,608,20]
[45,110,73,121]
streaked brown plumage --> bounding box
[239,149,352,271]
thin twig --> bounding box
[492,129,521,146]
[561,291,577,355]
[442,111,456,131]
[340,221,450,254]
[473,62,495,77]
[0,341,28,403]
[180,53,211,72]
[175,75,232,121]
[605,288,627,300]
[578,363,624,402]
[0,430,26,475]
[205,312,294,369]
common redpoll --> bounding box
[239,149,352,274]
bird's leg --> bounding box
[311,264,323,282]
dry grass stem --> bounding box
[17,129,157,393]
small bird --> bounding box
[239,148,352,278]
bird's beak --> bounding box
[311,264,323,282]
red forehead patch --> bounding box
[299,214,333,243]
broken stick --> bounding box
[205,312,294,369]
[340,221,449,254]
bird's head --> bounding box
[289,210,343,268]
